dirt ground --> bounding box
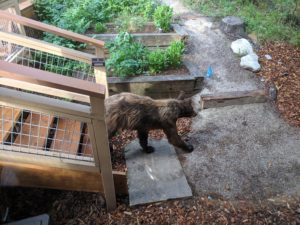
[1,187,299,225]
[0,0,299,224]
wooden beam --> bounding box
[0,30,95,64]
[89,32,183,47]
[0,160,103,192]
[0,145,95,168]
[0,78,90,103]
[200,90,267,109]
[0,106,21,142]
[113,171,128,195]
[0,60,105,98]
[0,10,105,47]
[50,118,82,155]
[0,87,93,122]
[14,113,54,150]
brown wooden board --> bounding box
[81,124,93,157]
[0,160,103,192]
[50,118,82,155]
[0,106,21,143]
[200,90,267,109]
[14,112,54,150]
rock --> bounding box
[220,16,245,37]
[240,53,261,72]
[231,38,253,56]
[265,54,272,60]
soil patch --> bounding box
[0,187,299,225]
[257,42,300,126]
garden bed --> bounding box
[86,23,188,48]
[108,65,202,99]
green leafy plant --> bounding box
[106,33,185,77]
[105,32,149,77]
[94,22,107,33]
[148,49,167,74]
[115,14,147,32]
[153,5,173,32]
[166,41,185,68]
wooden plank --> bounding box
[95,47,108,97]
[113,171,128,195]
[0,149,126,194]
[0,30,95,64]
[0,106,21,142]
[88,32,183,47]
[0,87,93,121]
[14,112,54,150]
[0,144,94,167]
[90,118,116,210]
[200,90,267,109]
[81,124,93,156]
[0,160,103,192]
[0,60,106,98]
[0,10,105,47]
[50,118,82,155]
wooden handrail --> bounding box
[0,60,106,98]
[0,10,105,48]
[0,30,95,64]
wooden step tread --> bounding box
[81,124,93,156]
[50,118,82,155]
[14,112,54,149]
[0,106,22,143]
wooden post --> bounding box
[94,47,109,97]
[89,96,116,210]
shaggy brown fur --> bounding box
[105,92,197,153]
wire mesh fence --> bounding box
[0,16,96,82]
[0,104,94,162]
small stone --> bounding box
[265,54,272,60]
[240,53,261,72]
[231,38,253,56]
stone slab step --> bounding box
[125,139,192,206]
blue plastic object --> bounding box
[206,66,213,78]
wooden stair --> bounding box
[0,106,22,143]
[0,106,93,157]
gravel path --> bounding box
[162,0,300,201]
[162,0,263,94]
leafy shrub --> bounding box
[106,33,185,77]
[115,14,147,32]
[95,22,107,33]
[166,41,185,68]
[33,0,160,48]
[105,32,149,77]
[153,5,173,32]
[148,49,167,74]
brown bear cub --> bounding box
[105,92,198,153]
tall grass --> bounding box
[182,0,300,45]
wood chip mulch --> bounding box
[1,187,299,225]
[257,42,300,126]
[110,117,192,171]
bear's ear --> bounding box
[177,91,185,100]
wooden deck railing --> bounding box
[0,10,116,210]
[0,10,108,96]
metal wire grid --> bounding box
[0,16,96,82]
[0,40,96,81]
[0,104,94,162]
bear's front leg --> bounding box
[137,129,155,153]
